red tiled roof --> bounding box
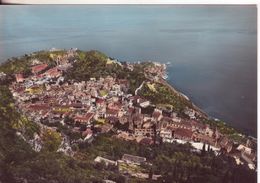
[27,104,49,111]
[82,128,93,137]
[190,120,206,129]
[108,102,122,110]
[128,108,134,114]
[45,67,61,78]
[31,64,48,74]
[74,112,94,123]
[106,108,119,115]
[106,116,119,123]
[118,79,129,85]
[174,128,193,139]
[180,121,192,128]
[96,99,105,104]
[152,111,161,119]
[85,112,95,119]
[70,103,83,108]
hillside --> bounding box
[0,49,256,183]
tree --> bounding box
[201,143,206,156]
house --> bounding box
[137,98,150,108]
[119,114,128,125]
[100,123,113,133]
[106,108,119,117]
[122,154,146,165]
[74,112,94,124]
[103,180,116,183]
[44,67,61,78]
[31,64,48,74]
[237,144,256,165]
[184,107,196,119]
[107,102,122,111]
[173,128,193,141]
[159,120,169,129]
[116,131,135,141]
[0,72,6,80]
[82,128,93,141]
[160,128,173,139]
[152,108,163,121]
[94,156,117,166]
[172,116,181,123]
[205,125,214,137]
[106,116,119,124]
[126,63,134,71]
[170,121,192,130]
[118,79,129,91]
[241,151,256,169]
[134,128,155,137]
[218,136,233,153]
[129,95,141,104]
[237,144,252,155]
[159,117,173,129]
[15,74,24,83]
[194,133,215,145]
[190,120,206,133]
[96,98,106,108]
[143,121,153,129]
[132,114,144,128]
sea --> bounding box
[0,5,257,137]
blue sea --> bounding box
[0,5,257,136]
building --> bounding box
[190,120,206,133]
[105,108,119,117]
[137,98,150,108]
[173,128,193,141]
[218,136,233,153]
[184,107,196,119]
[100,123,113,133]
[134,128,155,137]
[31,64,48,74]
[160,128,173,139]
[94,156,117,166]
[45,67,61,78]
[15,74,24,83]
[0,72,6,80]
[119,114,128,125]
[152,109,163,121]
[122,154,146,165]
[74,112,94,124]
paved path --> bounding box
[135,81,145,95]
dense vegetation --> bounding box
[0,50,60,76]
[139,82,193,113]
[77,134,257,183]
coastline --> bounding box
[157,76,208,119]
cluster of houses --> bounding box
[8,49,256,171]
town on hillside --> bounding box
[1,48,256,179]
